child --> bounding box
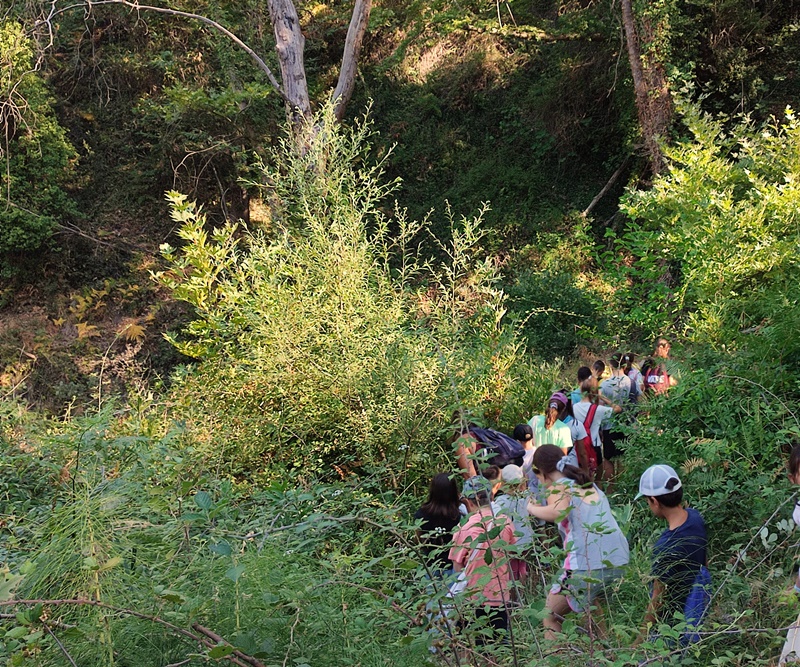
[636,464,708,640]
[514,423,538,494]
[572,375,623,482]
[528,392,573,454]
[592,359,606,381]
[449,476,517,644]
[492,464,535,584]
[789,446,800,591]
[600,353,633,486]
[527,445,629,640]
[415,473,462,579]
[781,446,800,664]
[481,464,503,499]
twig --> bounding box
[707,491,796,609]
[41,621,78,667]
[280,608,301,667]
[715,374,800,431]
[192,623,266,667]
[39,0,287,102]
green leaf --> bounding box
[82,556,99,570]
[194,490,214,510]
[226,564,245,583]
[0,573,24,602]
[159,590,187,604]
[5,626,29,639]
[208,644,235,659]
[209,541,232,556]
[99,556,123,572]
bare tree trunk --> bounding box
[332,0,372,122]
[267,0,312,128]
[619,0,670,175]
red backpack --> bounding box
[581,404,599,472]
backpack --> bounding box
[681,565,712,646]
[468,427,525,468]
[581,404,599,472]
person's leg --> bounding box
[543,592,572,641]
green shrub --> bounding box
[156,107,553,484]
[507,270,603,360]
[609,103,800,361]
[0,21,78,275]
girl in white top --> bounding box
[526,445,629,640]
[571,376,622,482]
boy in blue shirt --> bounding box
[636,464,708,638]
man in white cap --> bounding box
[636,464,708,641]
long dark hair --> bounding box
[420,473,461,521]
[532,444,592,486]
[622,353,636,375]
[790,445,800,479]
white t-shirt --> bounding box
[562,416,588,444]
[572,402,614,448]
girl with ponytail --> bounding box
[528,392,572,454]
[527,445,629,640]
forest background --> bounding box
[1,0,800,664]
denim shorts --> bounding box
[550,567,625,613]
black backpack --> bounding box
[468,427,525,468]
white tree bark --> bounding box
[332,0,372,123]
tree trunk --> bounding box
[332,0,372,122]
[267,0,312,128]
[619,0,671,175]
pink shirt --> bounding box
[448,507,516,606]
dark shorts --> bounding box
[460,606,509,645]
[602,429,627,461]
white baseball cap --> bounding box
[636,464,682,500]
[501,464,524,483]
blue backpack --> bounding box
[681,565,712,645]
[468,427,525,468]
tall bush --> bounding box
[0,21,78,275]
[157,108,552,482]
[610,104,800,366]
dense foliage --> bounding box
[156,109,554,482]
[2,0,800,665]
[0,21,78,276]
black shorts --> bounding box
[602,429,627,461]
[460,606,509,645]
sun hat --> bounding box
[636,464,683,500]
[501,464,524,483]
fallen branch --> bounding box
[582,155,631,218]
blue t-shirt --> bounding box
[651,507,708,623]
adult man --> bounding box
[449,476,517,643]
[636,464,708,639]
[641,338,678,395]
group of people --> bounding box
[415,339,710,649]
